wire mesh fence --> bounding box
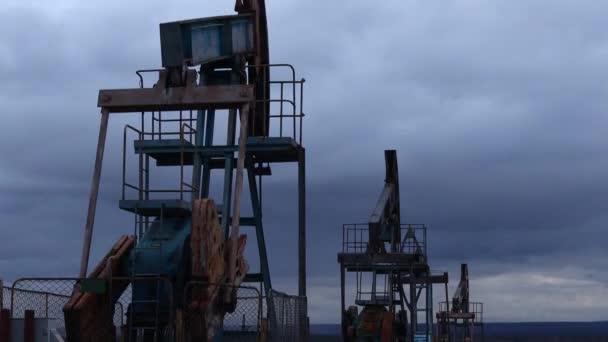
[181,281,262,342]
[7,277,172,342]
[3,278,308,341]
[268,289,308,342]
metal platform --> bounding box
[118,199,191,217]
[134,136,302,166]
[337,252,428,272]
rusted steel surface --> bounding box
[227,103,249,292]
[357,306,385,337]
[381,311,394,342]
[233,235,249,286]
[435,264,484,341]
[236,0,270,136]
[452,263,470,313]
[98,84,255,113]
[66,236,134,341]
[189,199,226,341]
[190,199,225,306]
[368,150,401,254]
[79,109,110,278]
[189,199,250,341]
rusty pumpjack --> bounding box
[63,0,307,341]
[436,264,485,342]
[338,150,449,342]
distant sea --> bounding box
[311,322,608,338]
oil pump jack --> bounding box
[338,150,449,342]
[60,0,308,340]
[436,264,485,342]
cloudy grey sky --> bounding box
[2,0,608,323]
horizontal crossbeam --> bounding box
[98,85,254,113]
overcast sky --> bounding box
[2,0,608,324]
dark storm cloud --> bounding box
[2,0,608,321]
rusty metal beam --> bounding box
[79,109,110,278]
[227,103,249,290]
[98,84,255,113]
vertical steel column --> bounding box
[221,109,237,238]
[409,273,417,340]
[79,109,110,278]
[247,169,272,293]
[200,110,215,198]
[445,281,451,342]
[191,109,206,200]
[298,148,306,297]
[340,264,345,324]
[427,279,433,340]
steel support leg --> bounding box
[340,264,346,341]
[79,109,110,277]
[191,109,206,200]
[201,110,215,198]
[298,148,306,297]
[221,109,237,237]
[227,104,249,286]
[247,169,272,294]
[410,274,417,341]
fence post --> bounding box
[0,309,10,342]
[24,310,34,342]
[0,279,3,310]
[45,293,49,318]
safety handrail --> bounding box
[342,223,427,255]
[122,124,199,201]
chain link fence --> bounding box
[3,279,308,341]
[7,277,172,341]
[182,281,262,341]
[268,289,308,342]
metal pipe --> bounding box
[298,149,306,297]
[292,66,296,141]
[135,69,164,88]
[279,83,284,137]
[79,109,110,278]
[299,79,305,144]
